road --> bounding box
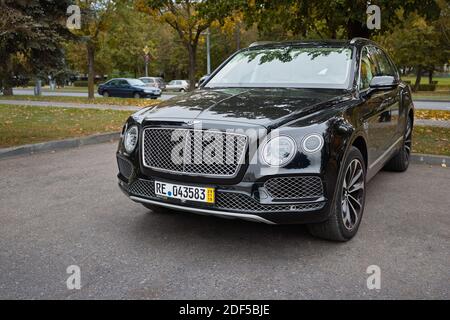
[12,89,177,101]
[0,142,449,299]
[10,88,450,110]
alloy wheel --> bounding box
[404,117,412,163]
[341,159,365,231]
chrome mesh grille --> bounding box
[125,179,324,213]
[117,157,133,179]
[264,176,323,200]
[143,128,247,177]
[128,179,155,198]
[216,192,325,213]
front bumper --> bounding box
[117,165,331,225]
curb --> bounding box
[0,132,120,160]
[410,153,449,166]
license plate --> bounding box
[154,181,215,204]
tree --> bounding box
[238,0,441,40]
[376,5,449,91]
[0,0,72,95]
[136,0,235,90]
[70,0,116,98]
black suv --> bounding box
[116,38,414,241]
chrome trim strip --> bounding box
[130,196,276,225]
[369,136,403,170]
[141,127,248,178]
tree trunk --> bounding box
[187,45,197,91]
[413,67,422,92]
[428,69,433,84]
[87,43,95,99]
[2,86,13,96]
[346,19,370,39]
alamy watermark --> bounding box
[66,265,81,290]
[367,5,381,30]
[366,265,381,290]
[66,5,81,30]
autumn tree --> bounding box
[136,0,235,90]
[70,0,116,98]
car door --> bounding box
[106,80,119,97]
[358,46,398,165]
[373,47,402,147]
[117,80,131,98]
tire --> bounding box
[307,147,366,241]
[103,91,109,98]
[383,116,412,172]
[142,203,176,214]
[133,92,141,99]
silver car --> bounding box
[166,80,190,92]
[139,77,166,90]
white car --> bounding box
[166,80,190,92]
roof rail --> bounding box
[249,41,276,47]
[349,37,373,44]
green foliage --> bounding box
[0,0,72,94]
[418,84,437,91]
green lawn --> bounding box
[0,105,133,148]
[413,126,450,157]
[402,76,450,86]
[0,95,159,107]
[1,104,449,156]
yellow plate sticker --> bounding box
[206,188,215,203]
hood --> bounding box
[141,88,350,128]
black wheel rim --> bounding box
[404,118,412,162]
[341,159,365,231]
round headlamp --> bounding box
[124,125,138,153]
[261,136,296,167]
[302,134,324,153]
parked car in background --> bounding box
[139,77,166,90]
[98,78,161,99]
[166,80,190,92]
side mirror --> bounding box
[198,75,210,86]
[369,76,398,90]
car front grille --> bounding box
[264,176,324,200]
[142,128,247,177]
[117,156,134,179]
[125,179,325,213]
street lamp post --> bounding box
[143,46,150,77]
[206,28,211,75]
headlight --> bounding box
[124,125,138,153]
[302,134,324,153]
[261,136,296,167]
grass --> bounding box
[415,109,450,121]
[0,95,160,108]
[0,105,133,148]
[402,76,450,86]
[412,91,450,101]
[413,126,450,157]
[1,105,449,157]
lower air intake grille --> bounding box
[117,157,134,179]
[215,192,324,213]
[264,176,323,200]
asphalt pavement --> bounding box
[0,142,449,299]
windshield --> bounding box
[205,46,353,89]
[128,79,146,86]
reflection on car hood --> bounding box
[141,88,351,128]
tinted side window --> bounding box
[359,47,378,90]
[119,80,128,87]
[108,80,118,87]
[375,48,395,77]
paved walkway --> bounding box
[0,99,449,128]
[0,99,140,111]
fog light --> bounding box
[302,134,324,153]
